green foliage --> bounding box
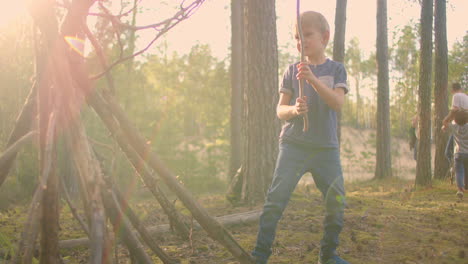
[0,19,37,208]
[0,19,34,146]
[138,45,230,192]
[390,23,420,138]
[448,32,468,87]
[84,44,231,194]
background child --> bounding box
[252,11,349,264]
[442,108,468,198]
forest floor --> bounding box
[0,127,466,264]
[0,178,467,264]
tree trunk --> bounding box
[416,0,433,186]
[333,0,347,143]
[433,0,449,180]
[374,0,392,179]
[242,0,279,204]
[229,0,244,180]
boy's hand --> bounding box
[442,124,448,132]
[296,62,316,85]
[294,96,308,116]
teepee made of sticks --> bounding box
[0,0,255,263]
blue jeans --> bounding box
[454,153,468,189]
[252,142,346,262]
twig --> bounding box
[89,0,205,80]
[88,136,114,152]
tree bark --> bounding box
[242,0,279,204]
[433,0,449,180]
[416,0,433,186]
[374,0,392,179]
[229,0,244,180]
[333,0,347,143]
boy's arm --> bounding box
[442,110,455,131]
[308,80,346,111]
[296,63,345,111]
[277,93,307,121]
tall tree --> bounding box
[333,0,347,142]
[229,0,244,179]
[242,0,279,203]
[415,0,433,186]
[374,0,392,179]
[390,24,419,137]
[345,37,362,127]
[433,0,449,180]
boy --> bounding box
[443,108,468,199]
[252,11,349,264]
[451,82,468,110]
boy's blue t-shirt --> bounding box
[279,58,348,148]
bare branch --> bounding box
[82,21,116,93]
[88,136,114,152]
[89,0,205,80]
[0,131,37,169]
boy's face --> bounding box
[295,25,329,58]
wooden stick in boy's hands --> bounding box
[296,0,309,132]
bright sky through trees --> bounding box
[1,0,466,60]
[140,0,467,59]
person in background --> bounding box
[450,82,468,110]
[409,115,418,161]
[445,83,468,185]
[442,108,468,199]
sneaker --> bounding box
[457,191,464,199]
[318,254,350,264]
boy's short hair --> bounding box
[295,11,330,36]
[452,82,462,92]
[453,108,468,126]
